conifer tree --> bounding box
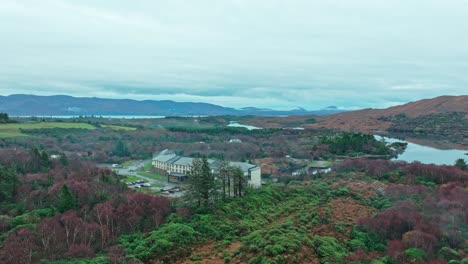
[0,165,19,202]
[188,156,216,209]
[58,184,76,213]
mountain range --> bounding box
[0,94,345,116]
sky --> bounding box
[1,0,467,110]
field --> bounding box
[0,122,95,138]
[137,171,166,181]
[101,124,137,131]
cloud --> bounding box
[0,0,467,110]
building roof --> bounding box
[154,149,258,173]
[152,149,177,162]
[171,157,194,167]
[228,161,258,172]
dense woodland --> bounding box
[0,117,467,263]
[382,112,467,145]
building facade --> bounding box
[152,149,262,188]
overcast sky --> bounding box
[1,0,467,110]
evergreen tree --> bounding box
[217,163,247,199]
[217,161,230,200]
[30,147,50,172]
[0,112,10,123]
[59,153,69,166]
[232,167,246,197]
[187,156,216,209]
[113,141,130,157]
[454,158,467,170]
[58,184,76,213]
[0,165,19,203]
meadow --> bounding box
[0,122,96,138]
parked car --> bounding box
[141,183,151,187]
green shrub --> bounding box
[122,223,198,261]
[351,227,385,251]
[241,220,311,263]
[348,239,367,251]
[405,248,426,261]
[439,247,461,261]
[312,236,347,264]
[335,222,346,233]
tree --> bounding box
[217,161,230,200]
[0,228,36,264]
[113,141,129,157]
[232,167,246,197]
[0,112,12,123]
[58,184,76,213]
[0,165,19,203]
[217,163,247,199]
[454,158,467,170]
[187,157,216,209]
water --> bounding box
[13,115,166,119]
[227,122,262,130]
[375,136,467,165]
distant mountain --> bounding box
[0,94,346,116]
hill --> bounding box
[309,95,468,131]
[0,94,345,117]
[237,95,467,134]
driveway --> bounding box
[103,160,184,197]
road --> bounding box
[104,160,185,197]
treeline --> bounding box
[335,158,467,185]
[320,133,392,156]
[0,113,15,123]
[166,126,280,135]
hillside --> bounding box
[238,96,467,138]
[308,95,468,131]
[0,94,345,117]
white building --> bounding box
[152,149,262,188]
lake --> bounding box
[227,122,262,130]
[13,115,167,119]
[375,135,467,165]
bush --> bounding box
[348,239,367,251]
[312,236,347,264]
[122,223,198,261]
[241,220,311,262]
[405,248,426,261]
[439,247,461,261]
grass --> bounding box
[151,182,166,188]
[141,160,154,171]
[121,175,141,183]
[139,188,161,195]
[0,122,95,138]
[309,160,333,168]
[122,160,136,167]
[135,160,166,181]
[101,124,137,131]
[137,171,166,181]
